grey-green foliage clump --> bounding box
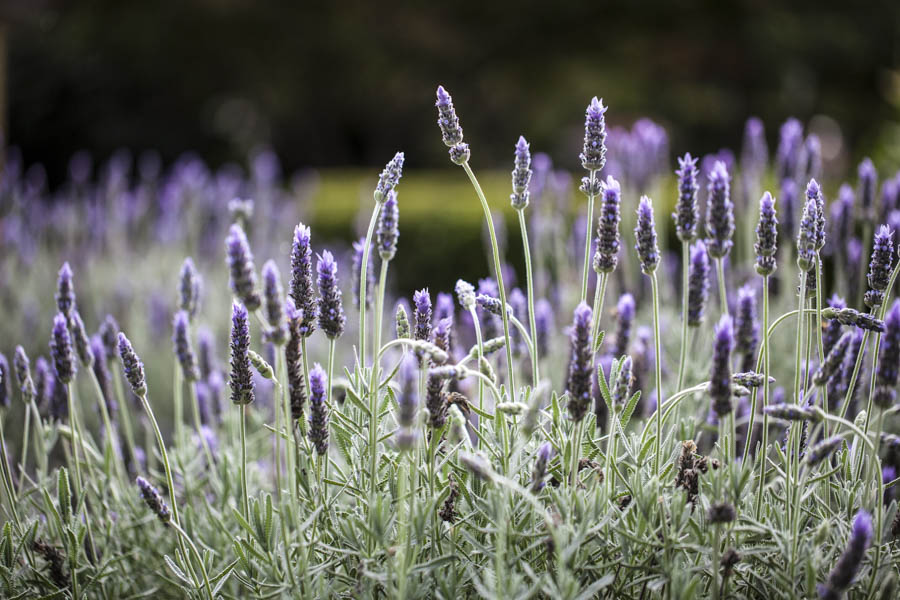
[0,94,899,600]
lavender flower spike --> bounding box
[13,346,36,403]
[413,288,433,365]
[308,363,329,455]
[565,302,594,422]
[874,299,900,408]
[285,300,307,423]
[579,97,608,171]
[688,241,710,327]
[817,510,873,600]
[634,196,660,274]
[611,293,635,358]
[118,332,147,397]
[823,295,847,357]
[755,192,778,276]
[530,442,553,493]
[50,313,76,384]
[173,311,200,381]
[806,179,826,251]
[797,197,818,272]
[435,85,464,147]
[98,315,119,362]
[865,225,894,309]
[673,153,700,242]
[734,286,759,373]
[805,436,843,466]
[0,355,9,408]
[535,299,553,357]
[710,315,735,418]
[374,151,405,203]
[510,136,532,210]
[376,191,399,261]
[813,331,854,386]
[179,257,201,319]
[69,310,94,369]
[262,260,288,345]
[229,302,254,406]
[226,224,262,311]
[705,161,735,259]
[593,175,622,274]
[858,158,877,221]
[612,356,634,407]
[136,476,171,526]
[316,250,346,340]
[289,223,317,337]
[55,262,75,317]
[822,306,885,333]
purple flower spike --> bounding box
[780,179,799,245]
[307,363,329,455]
[289,223,317,337]
[755,192,778,276]
[535,299,553,357]
[173,310,199,381]
[262,260,288,345]
[705,161,734,259]
[226,224,262,311]
[579,97,608,171]
[376,191,399,261]
[797,198,818,272]
[229,302,254,406]
[865,225,894,309]
[414,288,433,365]
[741,117,768,175]
[435,85,464,148]
[593,175,622,274]
[316,250,345,340]
[831,185,854,255]
[806,179,826,251]
[50,313,76,384]
[98,315,119,363]
[118,332,146,398]
[818,510,873,600]
[801,135,822,182]
[510,136,532,210]
[375,151,405,203]
[634,196,660,274]
[530,441,553,493]
[735,286,759,373]
[13,346,35,403]
[565,302,594,422]
[710,315,734,418]
[775,118,803,182]
[56,262,75,318]
[285,300,307,423]
[179,257,201,319]
[69,310,94,369]
[612,293,636,358]
[136,476,171,526]
[688,241,711,327]
[823,295,847,358]
[874,299,900,408]
[858,158,877,220]
[673,153,700,243]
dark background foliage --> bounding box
[4,0,900,181]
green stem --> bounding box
[170,521,215,600]
[0,411,21,529]
[650,273,664,476]
[325,339,336,485]
[239,403,250,520]
[112,366,139,473]
[676,241,690,390]
[17,404,30,495]
[753,275,770,519]
[517,209,540,387]
[590,272,609,356]
[367,259,389,556]
[468,306,486,452]
[188,380,218,488]
[579,169,597,304]
[173,356,185,447]
[716,257,729,317]
[359,204,381,373]
[87,367,124,481]
[461,161,516,392]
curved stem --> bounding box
[170,521,215,600]
[650,273,664,475]
[590,272,609,355]
[716,257,729,317]
[468,306,487,452]
[518,209,540,387]
[676,241,690,390]
[239,404,250,520]
[461,161,516,392]
[367,259,389,556]
[359,204,381,372]
[753,275,770,519]
[579,169,597,303]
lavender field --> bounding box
[0,85,899,599]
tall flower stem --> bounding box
[137,390,196,581]
[518,210,540,386]
[0,412,21,529]
[358,205,381,373]
[173,357,185,446]
[579,170,597,304]
[461,161,516,392]
[64,383,86,502]
[277,351,297,506]
[569,419,584,489]
[753,275,770,519]
[170,521,215,600]
[715,257,729,316]
[650,273,664,475]
[112,368,139,473]
[325,339,336,484]
[468,306,486,451]
[87,367,125,481]
[590,273,609,354]
[367,259,389,556]
[676,240,690,390]
[239,404,250,520]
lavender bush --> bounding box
[0,88,899,600]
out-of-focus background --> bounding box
[1,0,899,445]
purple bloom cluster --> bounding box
[797,197,818,272]
[634,196,660,274]
[316,250,345,340]
[510,136,532,210]
[705,161,734,259]
[136,476,171,526]
[593,175,622,274]
[262,260,288,344]
[806,179,826,251]
[775,118,804,182]
[229,302,254,406]
[858,158,877,221]
[579,97,608,171]
[55,262,75,318]
[566,302,594,422]
[611,293,635,358]
[179,257,201,319]
[823,295,847,357]
[374,151,404,203]
[49,313,76,384]
[376,191,399,261]
[173,311,199,381]
[69,310,94,368]
[673,153,700,243]
[118,332,147,398]
[289,223,317,337]
[755,192,778,276]
[688,241,710,327]
[351,237,373,311]
[435,86,469,164]
[865,225,894,309]
[734,286,759,373]
[818,510,873,600]
[308,363,329,455]
[710,315,734,418]
[874,300,900,408]
[226,224,262,311]
[285,300,307,423]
